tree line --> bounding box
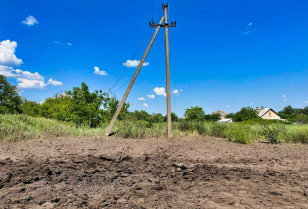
[1,75,308,126]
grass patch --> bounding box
[1,114,308,144]
[0,114,106,141]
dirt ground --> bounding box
[0,136,307,209]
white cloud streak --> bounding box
[17,78,46,89]
[123,60,149,68]
[138,97,145,101]
[0,40,23,66]
[143,103,148,107]
[94,66,108,76]
[0,65,44,80]
[48,78,63,86]
[22,15,39,26]
[241,22,256,35]
[147,94,155,99]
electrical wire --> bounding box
[175,0,181,21]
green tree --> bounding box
[226,113,235,118]
[40,94,71,121]
[279,105,295,115]
[205,114,220,121]
[233,107,258,122]
[184,106,205,121]
[151,113,165,123]
[67,82,107,127]
[164,112,179,122]
[21,100,41,117]
[0,75,22,114]
[103,97,130,122]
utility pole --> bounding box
[105,4,176,137]
[163,4,172,137]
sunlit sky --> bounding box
[1,0,308,116]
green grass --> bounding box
[1,114,308,144]
[0,114,106,141]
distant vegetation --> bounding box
[1,75,308,144]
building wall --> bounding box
[261,110,280,120]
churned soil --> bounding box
[0,137,307,208]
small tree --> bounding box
[233,107,258,122]
[0,75,22,114]
[21,100,41,117]
[184,106,205,121]
[104,97,130,122]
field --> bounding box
[0,137,307,208]
[0,115,308,208]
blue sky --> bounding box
[1,0,308,116]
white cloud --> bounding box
[138,97,145,101]
[143,103,148,107]
[305,101,308,105]
[172,89,180,95]
[67,43,72,46]
[147,94,155,99]
[225,105,231,108]
[282,94,286,98]
[17,78,46,89]
[123,60,149,68]
[48,78,63,86]
[153,87,166,97]
[283,99,287,102]
[241,22,256,35]
[22,15,39,26]
[94,66,108,76]
[249,102,253,106]
[0,40,63,89]
[0,65,44,80]
[0,40,23,66]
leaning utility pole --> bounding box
[105,4,176,137]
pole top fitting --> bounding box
[162,4,168,8]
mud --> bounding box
[0,137,307,208]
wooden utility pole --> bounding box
[163,4,172,137]
[105,4,176,137]
[105,16,165,136]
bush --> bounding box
[262,124,281,144]
[225,124,255,144]
[209,123,227,138]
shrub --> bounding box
[225,124,255,144]
[262,124,282,144]
[209,123,227,138]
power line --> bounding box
[175,0,181,21]
[109,27,151,91]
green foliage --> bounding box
[279,105,308,123]
[262,124,281,144]
[225,124,255,144]
[184,106,205,121]
[240,118,287,125]
[0,114,106,141]
[0,75,22,114]
[226,113,235,118]
[205,114,220,121]
[233,107,258,122]
[210,123,227,137]
[41,83,111,127]
[104,97,130,122]
[67,83,107,127]
[21,100,42,117]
